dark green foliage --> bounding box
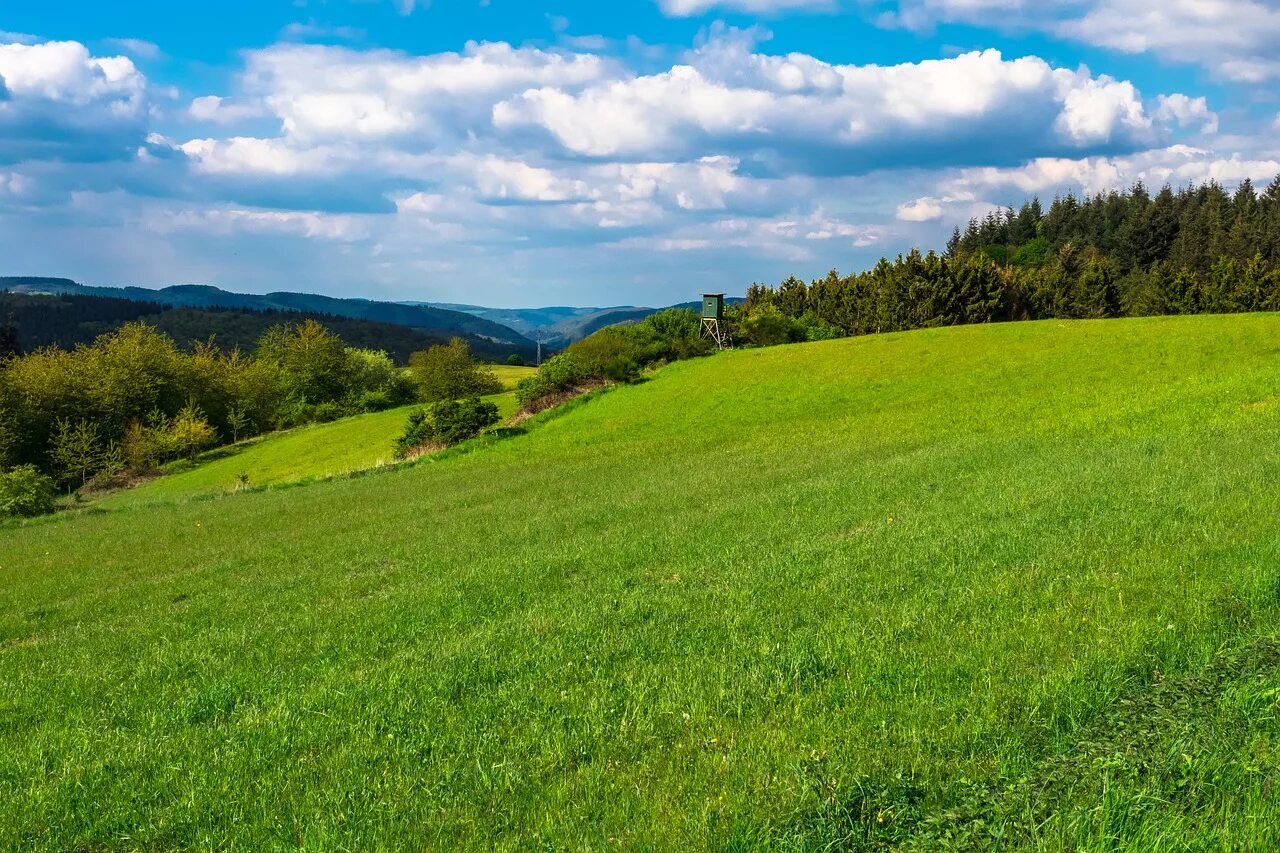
[514,352,599,409]
[741,304,806,346]
[393,397,500,457]
[515,308,715,411]
[429,398,501,446]
[0,279,538,362]
[0,320,414,484]
[0,464,55,518]
[506,354,526,366]
[408,338,503,404]
[747,176,1280,340]
[0,291,474,364]
[0,315,19,360]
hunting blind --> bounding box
[699,293,731,349]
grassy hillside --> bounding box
[97,385,529,508]
[4,316,1280,849]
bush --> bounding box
[355,390,393,412]
[393,409,434,458]
[798,311,843,342]
[430,397,501,445]
[0,465,56,518]
[741,304,805,346]
[169,405,218,460]
[514,352,599,409]
[393,397,501,457]
[506,354,526,366]
[409,338,503,403]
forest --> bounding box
[0,291,513,364]
[0,320,428,496]
[741,177,1280,334]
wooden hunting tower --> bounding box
[699,293,731,349]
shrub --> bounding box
[168,405,218,460]
[409,338,503,403]
[49,419,110,487]
[356,390,393,412]
[0,465,55,518]
[741,304,806,346]
[308,400,348,424]
[798,311,843,342]
[515,352,599,409]
[393,397,501,457]
[506,354,526,366]
[430,397,501,446]
[567,328,642,382]
[393,409,433,458]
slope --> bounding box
[4,316,1280,849]
[96,370,533,508]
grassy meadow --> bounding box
[4,316,1280,849]
[95,368,532,508]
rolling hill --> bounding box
[0,290,528,364]
[0,278,538,357]
[419,299,745,346]
[4,315,1280,848]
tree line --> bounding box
[738,177,1280,339]
[0,319,437,495]
[0,291,508,364]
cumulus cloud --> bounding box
[0,40,148,164]
[238,41,612,144]
[494,43,1186,175]
[946,146,1280,197]
[879,0,1280,81]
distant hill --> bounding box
[1,277,743,356]
[415,298,745,347]
[1,278,538,357]
[0,288,533,364]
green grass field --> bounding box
[4,316,1280,849]
[96,378,529,508]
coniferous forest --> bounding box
[742,178,1280,331]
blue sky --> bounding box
[2,1,1279,307]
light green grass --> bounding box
[97,391,518,508]
[4,316,1280,850]
[487,363,537,387]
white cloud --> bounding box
[188,95,266,124]
[0,40,144,104]
[495,44,1180,172]
[941,145,1280,199]
[896,197,945,222]
[0,28,1270,305]
[1154,94,1218,135]
[0,40,149,163]
[178,136,338,176]
[881,0,1280,81]
[237,41,612,144]
[142,205,371,241]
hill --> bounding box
[0,278,538,358]
[418,299,745,347]
[96,368,533,509]
[0,291,527,364]
[4,316,1280,848]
